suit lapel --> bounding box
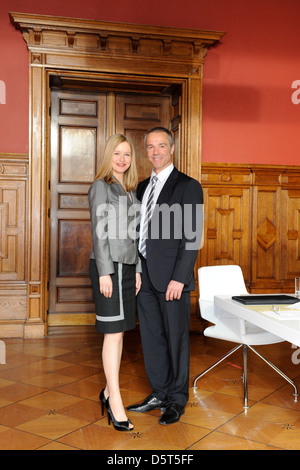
[137,167,179,204]
[156,167,179,205]
[137,177,150,201]
[149,168,179,229]
[111,177,136,207]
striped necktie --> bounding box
[139,175,158,258]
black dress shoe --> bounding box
[99,389,108,416]
[159,403,185,425]
[127,394,167,413]
[106,397,134,432]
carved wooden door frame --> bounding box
[10,12,224,337]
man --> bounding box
[127,127,204,425]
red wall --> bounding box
[1,0,300,165]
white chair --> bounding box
[193,265,298,408]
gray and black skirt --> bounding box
[89,259,136,334]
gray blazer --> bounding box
[88,178,141,277]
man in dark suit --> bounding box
[127,127,204,425]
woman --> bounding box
[88,134,141,431]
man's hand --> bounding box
[136,272,142,295]
[165,280,184,301]
[99,275,113,298]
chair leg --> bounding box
[193,344,243,388]
[248,345,298,402]
[242,344,249,409]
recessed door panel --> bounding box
[115,93,171,181]
[60,127,97,183]
[49,90,107,325]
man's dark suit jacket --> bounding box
[137,167,203,293]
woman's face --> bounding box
[111,141,132,180]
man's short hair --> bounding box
[144,127,174,147]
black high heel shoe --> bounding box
[105,397,134,432]
[99,389,108,416]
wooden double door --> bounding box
[48,87,174,326]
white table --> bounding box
[214,294,300,347]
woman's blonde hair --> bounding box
[95,134,138,191]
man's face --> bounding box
[145,131,174,174]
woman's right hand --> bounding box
[99,275,113,298]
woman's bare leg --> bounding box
[102,332,133,428]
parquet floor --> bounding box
[1,318,300,450]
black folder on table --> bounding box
[232,294,299,305]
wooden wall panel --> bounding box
[0,154,28,336]
[200,164,252,286]
[281,187,300,284]
[0,180,26,280]
[200,163,300,294]
[252,186,281,289]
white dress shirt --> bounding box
[139,163,174,252]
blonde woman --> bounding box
[88,134,141,431]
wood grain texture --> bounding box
[200,163,300,294]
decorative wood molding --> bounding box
[9,12,224,77]
[0,153,28,179]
